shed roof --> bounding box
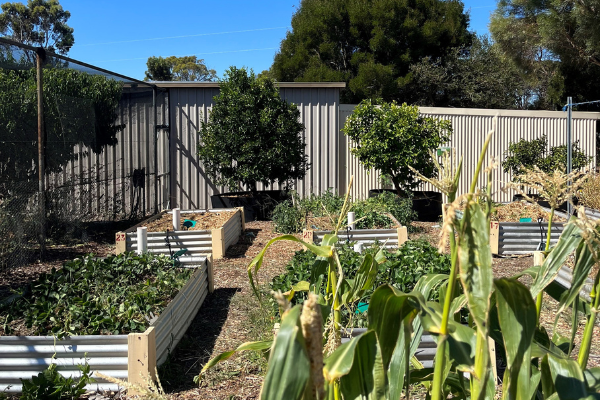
[153,81,346,88]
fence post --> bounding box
[36,47,46,257]
[211,228,224,259]
[128,327,157,395]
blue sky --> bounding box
[50,0,497,81]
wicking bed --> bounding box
[116,208,244,259]
[490,221,565,255]
[0,254,213,393]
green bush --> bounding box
[272,199,304,234]
[0,253,193,336]
[271,240,450,326]
[20,363,94,400]
[271,190,416,233]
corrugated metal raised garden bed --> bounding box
[116,208,245,259]
[0,255,213,393]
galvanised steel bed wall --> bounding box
[0,257,211,393]
[164,82,343,210]
[340,105,600,203]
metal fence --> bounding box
[340,105,600,203]
[0,38,169,268]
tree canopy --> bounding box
[144,56,217,82]
[0,0,74,54]
[343,100,451,196]
[270,0,472,103]
[198,67,308,191]
[490,0,600,108]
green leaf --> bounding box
[261,305,311,400]
[457,202,493,332]
[530,220,583,298]
[198,340,273,375]
[547,353,587,400]
[248,235,333,298]
[584,367,600,392]
[367,284,421,371]
[494,279,536,400]
[324,330,385,400]
[291,281,310,292]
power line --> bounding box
[78,27,290,47]
[93,47,279,63]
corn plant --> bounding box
[200,127,600,399]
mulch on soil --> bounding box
[143,211,237,232]
[493,201,567,222]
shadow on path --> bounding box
[159,287,240,392]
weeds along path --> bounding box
[163,221,302,400]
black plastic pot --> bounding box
[368,189,443,222]
[211,190,291,222]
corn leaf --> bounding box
[530,220,583,298]
[248,235,333,298]
[457,202,493,332]
[324,330,386,400]
[547,353,587,400]
[367,284,421,371]
[261,305,310,400]
[200,340,273,374]
[494,279,536,400]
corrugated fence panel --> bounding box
[340,106,599,202]
[0,335,128,393]
[169,87,340,209]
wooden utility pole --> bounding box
[36,47,46,257]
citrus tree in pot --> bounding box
[198,66,309,220]
[343,100,451,221]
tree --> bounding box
[270,0,472,103]
[198,67,308,191]
[502,135,592,178]
[405,36,538,109]
[0,0,74,54]
[490,0,600,109]
[343,100,451,196]
[144,55,217,82]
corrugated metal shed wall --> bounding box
[169,87,340,209]
[341,105,600,202]
[45,87,170,219]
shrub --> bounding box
[272,190,416,233]
[502,135,591,178]
[197,67,308,191]
[343,100,452,196]
[272,199,304,234]
[20,363,94,400]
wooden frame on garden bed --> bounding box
[0,255,213,393]
[115,208,245,259]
